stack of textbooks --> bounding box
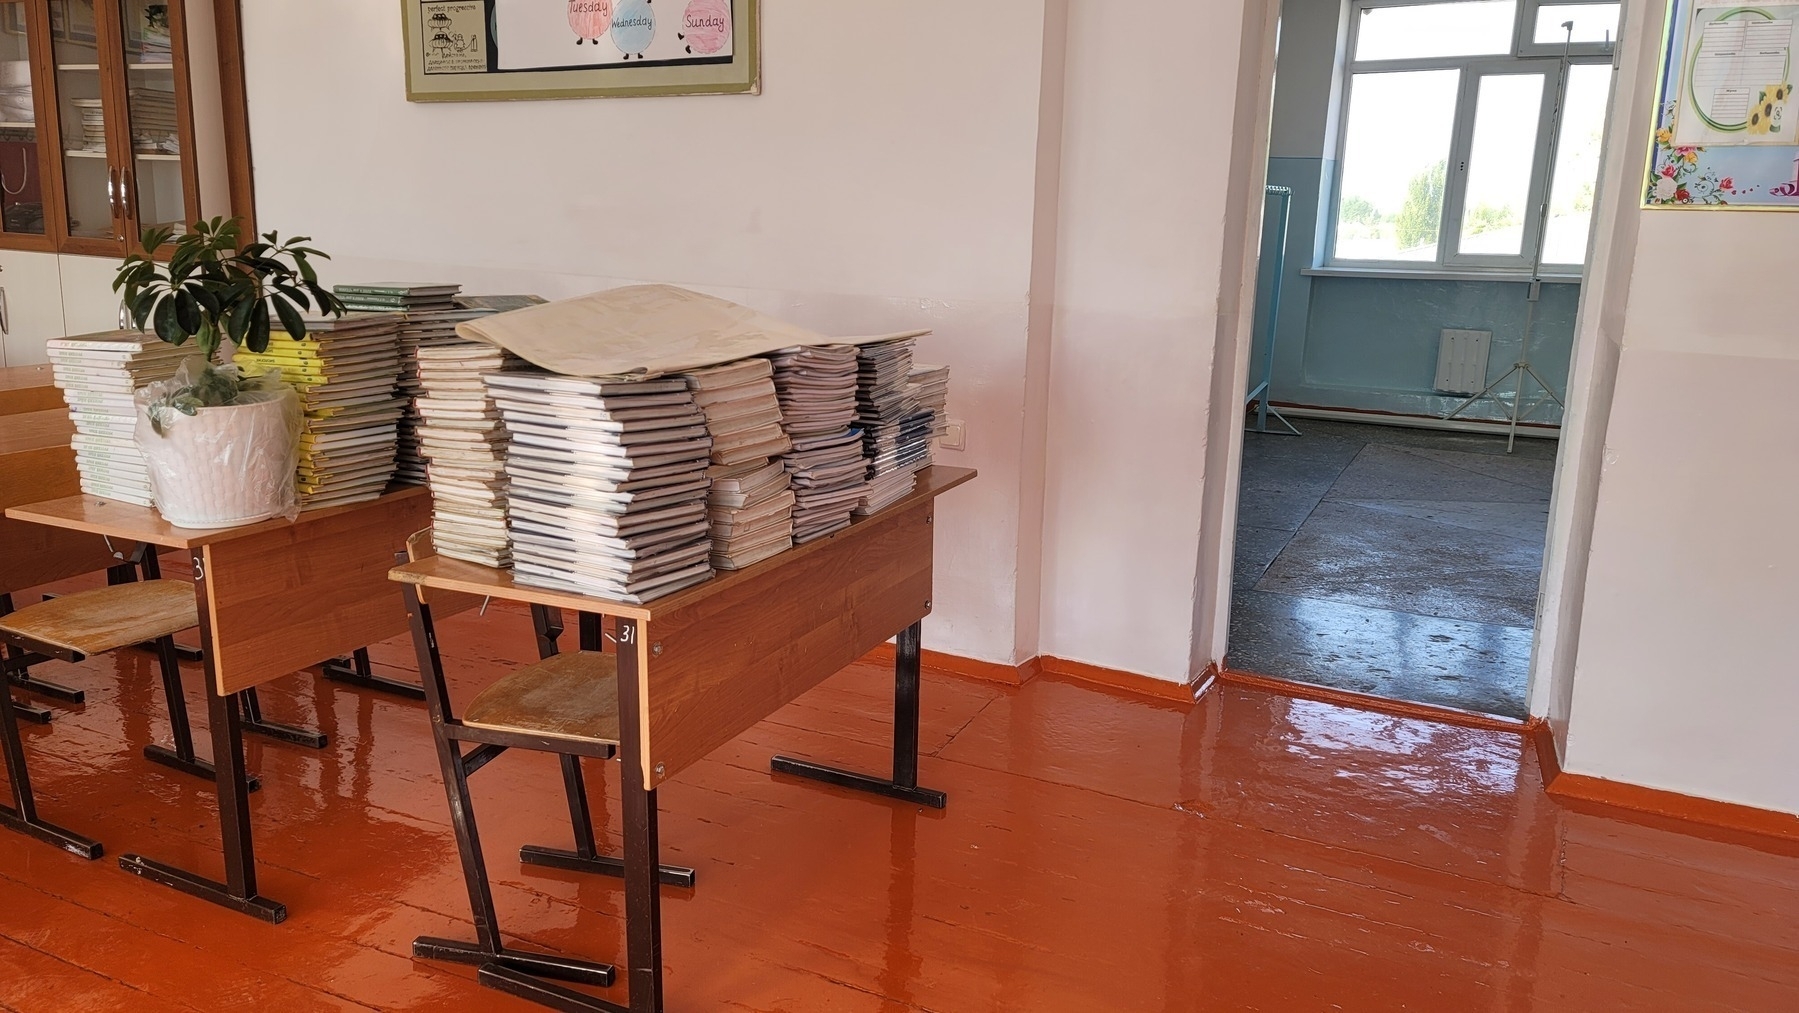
[853,338,932,516]
[234,313,406,508]
[488,372,717,603]
[703,459,795,570]
[768,345,868,543]
[682,358,795,569]
[335,283,465,486]
[908,363,951,441]
[45,332,199,506]
[412,340,524,567]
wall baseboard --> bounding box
[859,643,1034,686]
[1038,656,1206,706]
[1546,772,1799,847]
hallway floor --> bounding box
[5,582,1799,1010]
[1230,418,1558,718]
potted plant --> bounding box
[114,216,347,528]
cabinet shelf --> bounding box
[0,121,36,129]
[135,152,181,161]
[63,148,109,158]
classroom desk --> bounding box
[5,487,432,921]
[0,407,135,717]
[0,364,62,417]
[389,465,975,1012]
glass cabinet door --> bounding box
[49,0,118,242]
[0,1,46,237]
[116,0,184,239]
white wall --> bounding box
[1037,0,1254,681]
[1553,1,1799,815]
[242,0,1053,666]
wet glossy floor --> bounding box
[1231,419,1558,718]
[4,582,1798,1010]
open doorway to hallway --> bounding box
[1226,0,1619,719]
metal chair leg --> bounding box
[520,754,697,889]
[0,667,102,859]
[142,635,261,792]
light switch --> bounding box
[941,419,966,452]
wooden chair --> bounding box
[0,580,201,858]
[398,529,693,1005]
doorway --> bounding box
[1223,0,1620,719]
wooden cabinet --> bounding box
[0,0,247,258]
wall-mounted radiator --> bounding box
[1434,328,1492,396]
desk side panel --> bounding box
[203,493,431,695]
[643,500,935,785]
[0,445,123,593]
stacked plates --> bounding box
[853,338,932,516]
[489,372,716,603]
[127,88,177,153]
[704,459,794,569]
[769,346,866,543]
[0,61,32,122]
[233,313,406,508]
[70,98,106,151]
[45,332,199,506]
[413,341,524,567]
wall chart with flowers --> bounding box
[1645,0,1799,210]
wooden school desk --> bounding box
[388,465,975,1012]
[0,405,135,720]
[4,487,431,921]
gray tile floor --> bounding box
[1228,419,1558,718]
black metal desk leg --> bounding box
[771,621,948,809]
[118,559,285,923]
[238,687,328,749]
[520,754,698,889]
[322,647,426,702]
[616,617,664,1012]
[0,672,102,858]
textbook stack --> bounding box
[907,363,951,441]
[488,372,717,603]
[44,331,199,506]
[767,345,867,543]
[852,337,932,517]
[681,358,795,570]
[335,283,465,486]
[411,340,525,568]
[233,313,406,508]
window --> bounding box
[1329,0,1618,271]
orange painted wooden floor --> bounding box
[4,595,1799,1010]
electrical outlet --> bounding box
[941,420,966,452]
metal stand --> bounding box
[771,622,948,810]
[322,647,426,702]
[238,687,328,749]
[0,668,103,859]
[141,632,261,793]
[1245,184,1300,436]
[1444,25,1576,452]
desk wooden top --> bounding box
[389,466,977,621]
[0,408,74,456]
[0,364,61,417]
[6,486,431,550]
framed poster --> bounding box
[402,0,759,102]
[1644,0,1799,209]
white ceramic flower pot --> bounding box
[135,395,299,529]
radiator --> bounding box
[1434,328,1492,396]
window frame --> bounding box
[1325,0,1616,274]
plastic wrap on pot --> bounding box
[134,360,303,529]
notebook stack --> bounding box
[852,338,932,516]
[489,372,717,603]
[908,363,951,440]
[233,313,406,508]
[334,283,468,486]
[767,345,867,543]
[45,331,199,506]
[70,98,106,150]
[412,340,525,567]
[680,359,795,569]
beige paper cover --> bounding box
[454,284,929,379]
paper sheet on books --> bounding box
[454,284,929,379]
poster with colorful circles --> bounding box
[1645,0,1799,209]
[405,0,757,101]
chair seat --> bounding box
[0,580,197,658]
[462,651,621,744]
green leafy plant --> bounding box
[113,217,346,428]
